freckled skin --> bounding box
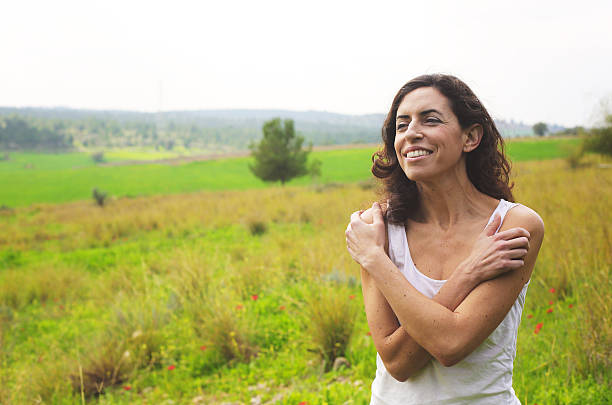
[346,86,545,376]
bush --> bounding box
[302,286,358,371]
[248,220,267,236]
[91,151,105,163]
[191,293,258,364]
[69,299,169,397]
[71,338,133,397]
[562,141,585,169]
[92,188,108,207]
[584,115,612,157]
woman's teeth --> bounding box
[405,150,432,158]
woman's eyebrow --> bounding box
[397,109,443,120]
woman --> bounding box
[345,74,544,404]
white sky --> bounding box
[2,0,611,127]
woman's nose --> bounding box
[405,121,423,139]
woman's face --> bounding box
[394,86,469,182]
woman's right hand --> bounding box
[460,213,531,284]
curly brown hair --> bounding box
[372,74,514,224]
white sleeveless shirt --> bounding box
[371,199,528,405]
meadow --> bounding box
[0,139,610,404]
[0,137,580,207]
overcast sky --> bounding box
[2,0,611,127]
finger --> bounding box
[504,259,525,270]
[495,227,531,241]
[372,202,384,225]
[506,248,528,259]
[504,237,530,250]
[484,213,501,237]
[350,211,362,224]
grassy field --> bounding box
[0,150,610,403]
[0,137,580,207]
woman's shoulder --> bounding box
[503,202,545,239]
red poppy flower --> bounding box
[200,345,207,351]
[167,365,176,371]
[299,402,308,405]
[549,288,556,293]
[534,323,543,334]
[546,308,553,314]
[349,295,355,300]
[527,314,533,318]
[548,300,553,305]
[123,385,131,391]
[366,331,372,336]
[236,304,243,310]
[279,305,285,310]
[251,294,258,301]
[568,304,573,308]
[59,305,65,310]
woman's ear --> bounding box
[462,124,483,152]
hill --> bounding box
[0,107,554,152]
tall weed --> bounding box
[301,285,359,371]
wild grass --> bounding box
[301,284,359,371]
[0,154,609,403]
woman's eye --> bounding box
[397,123,408,130]
[425,117,440,124]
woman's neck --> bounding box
[413,165,495,231]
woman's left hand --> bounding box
[345,202,386,268]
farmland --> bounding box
[0,137,580,207]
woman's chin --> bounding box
[401,168,431,182]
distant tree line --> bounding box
[0,115,72,150]
[0,110,380,152]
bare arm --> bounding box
[361,262,477,380]
[349,203,544,367]
[359,207,507,380]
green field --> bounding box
[0,155,609,403]
[0,138,581,207]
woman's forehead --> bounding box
[397,87,451,117]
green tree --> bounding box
[584,114,612,157]
[533,122,548,136]
[249,118,311,185]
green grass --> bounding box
[0,138,581,207]
[505,137,581,161]
[0,158,609,403]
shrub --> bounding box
[248,220,267,236]
[302,286,358,371]
[172,257,258,364]
[91,151,105,163]
[69,299,169,397]
[70,337,133,396]
[562,141,585,169]
[584,115,612,157]
[92,188,108,207]
[192,293,258,364]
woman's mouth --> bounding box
[404,149,433,160]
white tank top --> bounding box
[371,199,528,405]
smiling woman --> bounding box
[345,74,544,404]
